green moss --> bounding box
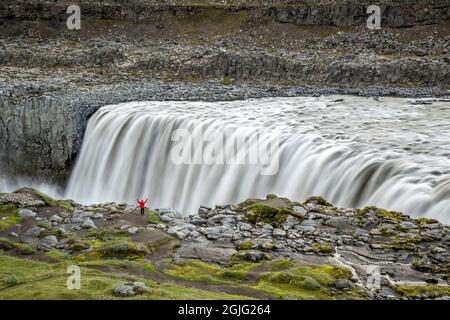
[85,228,107,239]
[313,242,334,254]
[328,266,353,280]
[58,201,73,210]
[46,250,71,261]
[256,264,361,300]
[223,74,231,85]
[0,238,34,255]
[69,240,91,251]
[32,189,73,209]
[164,260,260,284]
[396,285,450,299]
[146,210,162,224]
[216,269,247,281]
[96,239,149,259]
[33,189,58,206]
[217,263,261,281]
[304,196,332,207]
[238,240,254,250]
[14,243,35,255]
[269,259,294,270]
[0,216,22,232]
[383,240,416,251]
[356,206,404,220]
[231,251,270,263]
[415,217,438,225]
[0,204,18,214]
[376,209,403,220]
[0,204,21,232]
[39,228,66,240]
[237,198,259,209]
[245,203,288,227]
[37,221,51,229]
[2,274,18,287]
[0,255,251,299]
[143,262,156,273]
[409,259,447,274]
[262,272,321,291]
[165,260,223,283]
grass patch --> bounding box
[254,264,357,300]
[0,238,35,255]
[46,250,72,262]
[269,259,295,270]
[356,206,404,220]
[313,242,334,254]
[2,274,18,287]
[0,216,22,232]
[0,204,21,232]
[165,260,223,283]
[146,209,162,224]
[245,203,290,227]
[74,239,149,262]
[238,240,254,250]
[415,217,438,225]
[165,260,261,284]
[32,189,73,209]
[143,262,156,273]
[0,255,252,299]
[396,285,450,299]
[96,239,149,259]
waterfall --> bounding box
[65,97,450,222]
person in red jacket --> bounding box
[137,198,148,216]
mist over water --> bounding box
[0,176,63,199]
[61,96,450,222]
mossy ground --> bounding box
[0,255,249,300]
[32,189,73,210]
[164,260,261,284]
[0,245,368,300]
[0,204,21,232]
[396,285,450,299]
[162,259,364,300]
[1,190,447,300]
[146,209,163,225]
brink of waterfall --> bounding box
[64,96,450,221]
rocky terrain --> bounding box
[0,0,449,182]
[0,188,448,300]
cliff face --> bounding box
[0,97,95,181]
[1,0,448,27]
[0,0,449,181]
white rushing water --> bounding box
[64,96,450,222]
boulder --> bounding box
[334,279,354,290]
[113,282,151,297]
[127,227,139,235]
[113,283,136,297]
[42,235,58,247]
[158,209,183,222]
[176,241,237,265]
[49,214,63,223]
[81,218,96,229]
[17,209,37,218]
[23,227,44,238]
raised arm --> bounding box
[145,198,148,204]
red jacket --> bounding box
[137,198,148,208]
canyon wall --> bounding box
[0,0,449,181]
